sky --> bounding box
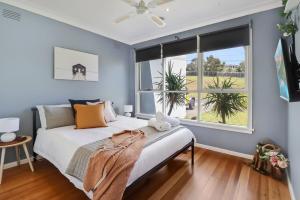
[187,47,245,65]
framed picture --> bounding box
[54,47,99,81]
[274,39,290,101]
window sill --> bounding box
[135,113,254,134]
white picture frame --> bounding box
[54,47,99,81]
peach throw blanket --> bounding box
[83,130,146,200]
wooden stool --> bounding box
[0,136,34,184]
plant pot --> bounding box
[252,143,280,175]
[271,167,283,180]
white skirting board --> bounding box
[286,169,296,200]
[195,143,254,160]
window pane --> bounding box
[200,93,248,127]
[139,92,163,115]
[164,53,198,91]
[202,47,246,89]
[165,92,198,121]
[139,59,162,91]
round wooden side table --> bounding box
[0,136,34,184]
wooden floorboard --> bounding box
[0,148,291,200]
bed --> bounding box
[31,108,195,199]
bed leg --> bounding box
[191,139,194,166]
[33,152,37,162]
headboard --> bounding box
[31,107,39,160]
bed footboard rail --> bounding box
[124,138,194,198]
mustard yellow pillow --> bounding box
[74,104,107,129]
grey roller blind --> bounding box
[135,45,161,62]
[163,37,197,58]
[200,25,250,52]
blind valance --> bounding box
[200,25,250,52]
[135,45,161,62]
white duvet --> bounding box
[34,116,195,199]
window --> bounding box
[135,25,252,133]
[200,47,249,127]
[164,53,198,120]
[137,58,163,115]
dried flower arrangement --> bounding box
[260,148,289,169]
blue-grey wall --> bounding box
[131,8,288,155]
[288,103,300,200]
[287,6,300,200]
[0,3,132,163]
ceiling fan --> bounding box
[115,0,174,28]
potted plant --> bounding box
[277,0,298,37]
[253,143,288,180]
[264,150,288,180]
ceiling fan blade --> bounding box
[147,0,174,8]
[115,11,136,24]
[121,0,138,7]
[148,14,166,28]
[115,15,130,24]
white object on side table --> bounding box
[124,105,133,117]
[0,118,19,142]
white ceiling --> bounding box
[1,0,282,45]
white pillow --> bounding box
[36,104,71,129]
[104,101,117,122]
[156,112,180,127]
[87,101,117,122]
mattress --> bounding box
[33,116,195,199]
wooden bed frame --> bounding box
[31,107,194,197]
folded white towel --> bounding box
[148,118,171,132]
[155,112,165,122]
[156,112,180,127]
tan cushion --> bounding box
[74,104,107,129]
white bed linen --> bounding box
[34,116,195,199]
